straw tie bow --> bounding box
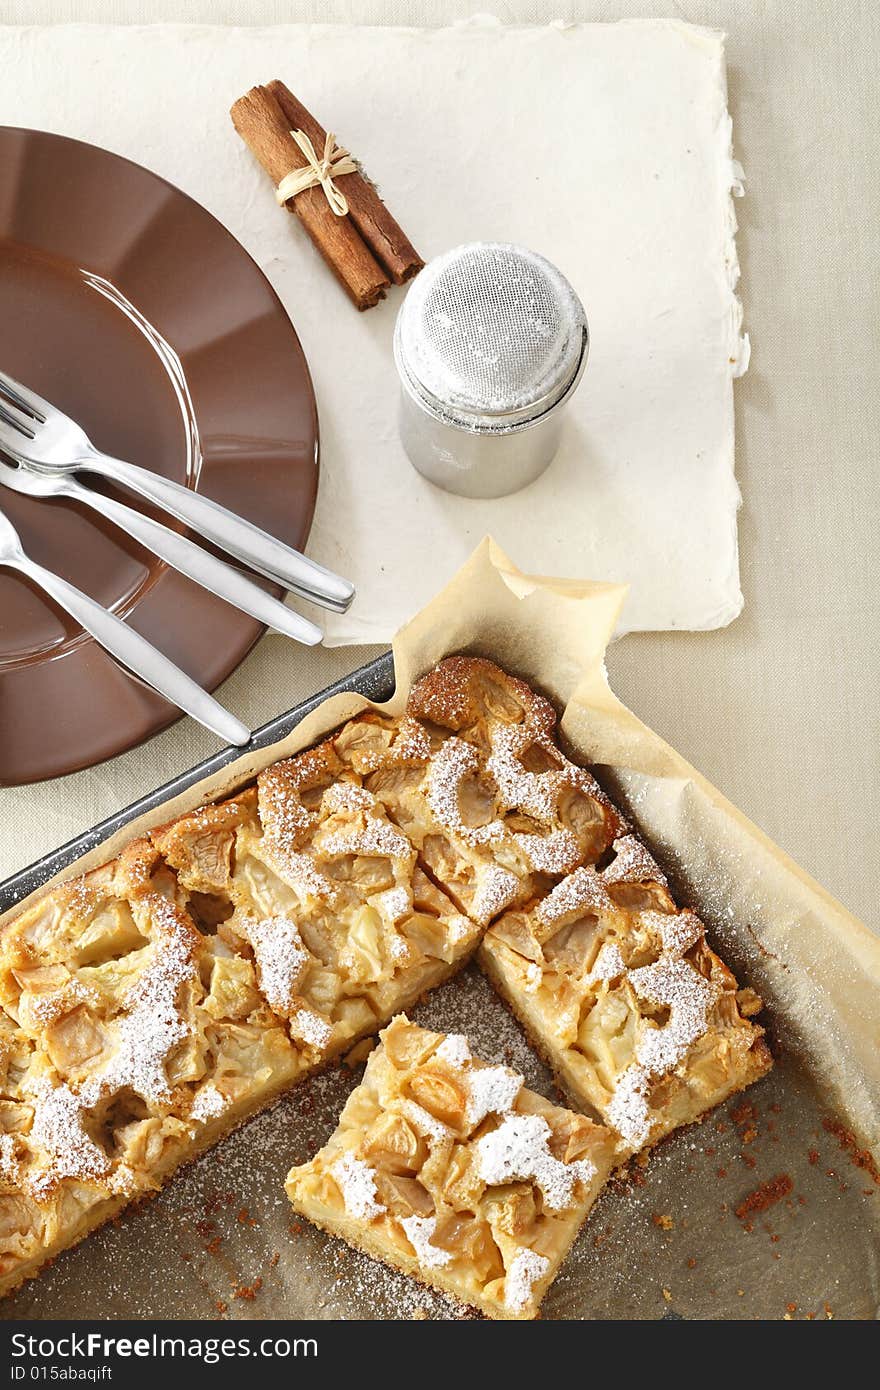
[275,129,358,217]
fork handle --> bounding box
[67,480,323,647]
[80,453,355,613]
[14,553,251,748]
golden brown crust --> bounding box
[407,655,557,736]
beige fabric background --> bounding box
[0,2,877,939]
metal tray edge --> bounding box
[0,651,396,915]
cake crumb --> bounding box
[735,1175,793,1220]
[233,1277,263,1301]
[822,1117,880,1184]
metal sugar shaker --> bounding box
[393,242,588,499]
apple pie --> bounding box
[332,657,624,923]
[0,837,302,1297]
[0,745,480,1297]
[479,841,772,1153]
[0,653,771,1301]
[153,743,481,1065]
[285,1015,616,1319]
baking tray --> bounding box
[0,653,396,918]
[1,651,877,1321]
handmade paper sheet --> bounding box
[0,18,748,640]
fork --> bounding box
[0,457,323,647]
[0,367,355,614]
[0,506,251,747]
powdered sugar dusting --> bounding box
[464,1064,522,1127]
[471,865,519,923]
[0,1133,18,1182]
[608,955,719,1147]
[504,1248,550,1314]
[514,830,580,874]
[645,909,704,956]
[476,1112,596,1210]
[24,1078,109,1196]
[426,739,504,847]
[446,915,474,944]
[375,886,410,924]
[435,1034,471,1069]
[321,819,411,861]
[602,835,667,887]
[486,725,562,821]
[400,1100,450,1142]
[630,957,717,1075]
[240,915,309,1017]
[20,978,95,1030]
[262,840,338,905]
[537,867,613,927]
[435,1033,524,1126]
[606,1065,652,1149]
[290,1008,333,1051]
[259,761,318,844]
[190,1082,227,1123]
[394,716,432,764]
[80,899,196,1108]
[589,941,626,982]
[332,1152,384,1220]
[487,723,608,826]
[400,1214,452,1269]
[524,962,542,992]
[388,934,410,963]
[322,782,373,813]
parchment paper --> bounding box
[2,539,877,1320]
[0,17,747,640]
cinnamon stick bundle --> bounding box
[230,82,423,311]
[267,79,423,286]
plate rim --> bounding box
[0,652,395,916]
[0,125,320,786]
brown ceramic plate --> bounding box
[0,128,319,787]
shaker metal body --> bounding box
[394,242,588,499]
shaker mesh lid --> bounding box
[394,242,588,429]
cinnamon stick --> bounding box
[267,79,424,286]
[231,84,390,310]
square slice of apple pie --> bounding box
[0,838,303,1296]
[154,739,482,1069]
[285,1015,616,1319]
[479,837,772,1154]
[332,657,624,925]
